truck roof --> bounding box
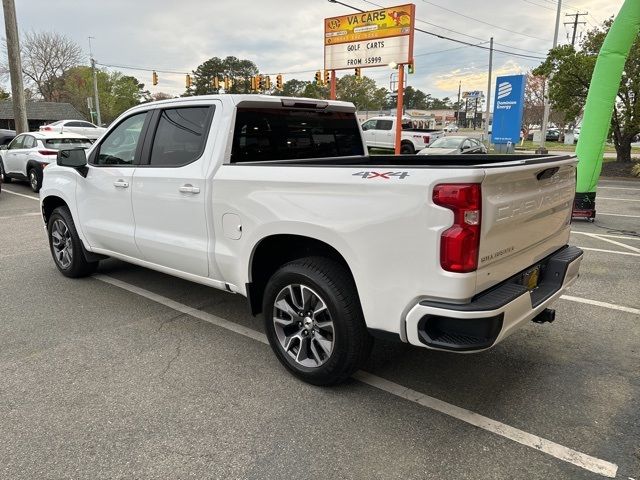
[136,94,356,112]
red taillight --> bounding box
[423,135,430,144]
[38,149,57,156]
[41,126,52,131]
[433,183,481,273]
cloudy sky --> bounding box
[2,0,625,100]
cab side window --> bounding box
[93,112,148,166]
[23,136,36,149]
[148,107,212,167]
[376,120,393,131]
[8,136,24,150]
[361,120,376,131]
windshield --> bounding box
[45,138,92,149]
[429,137,463,149]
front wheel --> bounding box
[263,257,372,386]
[47,206,99,278]
[0,159,11,183]
[28,168,41,193]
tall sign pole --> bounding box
[538,0,562,154]
[2,0,28,133]
[394,64,405,155]
[330,70,337,100]
[89,37,102,126]
[483,37,494,145]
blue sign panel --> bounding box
[491,74,526,144]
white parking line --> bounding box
[577,247,640,257]
[561,295,640,315]
[573,232,640,254]
[0,212,41,220]
[354,372,617,478]
[94,273,619,478]
[2,189,39,201]
[597,212,640,218]
[598,186,640,191]
[571,232,640,242]
[597,197,640,202]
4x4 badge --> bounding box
[352,171,410,179]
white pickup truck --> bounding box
[40,95,582,386]
[361,116,445,153]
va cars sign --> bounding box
[491,74,526,144]
[324,4,415,71]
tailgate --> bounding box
[476,157,576,292]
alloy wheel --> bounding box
[29,170,38,191]
[51,219,73,269]
[272,284,335,368]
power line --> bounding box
[356,0,547,55]
[330,0,546,59]
[97,62,189,75]
[419,0,547,41]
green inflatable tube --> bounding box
[575,0,640,199]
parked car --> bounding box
[40,120,107,141]
[361,116,444,153]
[417,136,487,155]
[444,124,459,133]
[526,129,561,142]
[41,94,583,386]
[1,132,92,192]
[0,128,16,146]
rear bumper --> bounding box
[405,245,583,352]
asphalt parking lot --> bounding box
[0,178,638,480]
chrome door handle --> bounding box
[113,180,129,188]
[179,184,200,194]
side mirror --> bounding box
[0,145,7,151]
[57,148,88,176]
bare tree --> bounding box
[17,31,83,101]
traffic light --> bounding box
[253,75,261,91]
[324,70,330,85]
[152,70,158,86]
[276,74,283,91]
[408,61,415,74]
[264,75,271,90]
[224,77,233,91]
[315,70,322,85]
[212,77,220,90]
[185,74,192,89]
[354,67,361,80]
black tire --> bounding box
[47,206,99,278]
[400,141,415,154]
[0,159,11,183]
[263,257,372,386]
[28,167,42,193]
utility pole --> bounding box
[537,0,562,154]
[564,12,588,47]
[483,37,494,145]
[456,81,461,127]
[2,0,28,133]
[89,37,102,126]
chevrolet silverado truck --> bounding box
[361,116,444,153]
[40,95,583,386]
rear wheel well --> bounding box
[247,234,355,316]
[42,196,68,224]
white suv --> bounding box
[0,132,92,192]
[40,120,107,141]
